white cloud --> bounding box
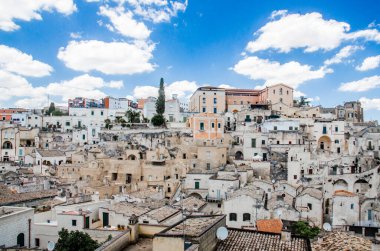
[129,0,187,23]
[270,10,287,20]
[339,75,380,92]
[359,97,380,111]
[324,45,363,66]
[14,97,49,109]
[99,5,151,40]
[246,11,380,53]
[0,70,37,101]
[0,0,76,31]
[57,40,156,75]
[70,32,82,39]
[0,45,53,77]
[232,56,332,89]
[218,84,235,89]
[293,90,306,98]
[356,55,380,71]
[133,80,198,100]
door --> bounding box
[85,216,90,229]
[195,181,200,189]
[263,153,267,161]
[103,212,109,227]
[17,233,25,247]
[368,209,373,221]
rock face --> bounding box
[312,231,372,251]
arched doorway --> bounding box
[235,151,244,160]
[334,179,348,191]
[318,136,331,150]
[127,154,137,160]
[17,233,25,247]
[353,179,370,194]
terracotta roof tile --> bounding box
[256,219,283,234]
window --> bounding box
[280,88,283,95]
[323,126,327,134]
[101,111,104,116]
[82,134,85,140]
[218,123,221,128]
[200,122,204,131]
[294,175,297,179]
[66,121,70,126]
[274,126,277,131]
[91,111,94,116]
[229,213,237,221]
[202,107,206,112]
[206,163,211,170]
[262,140,265,145]
[335,140,339,144]
[351,203,354,210]
[307,203,312,210]
[214,107,217,113]
[243,213,251,221]
[289,126,293,130]
[35,238,40,247]
[72,220,77,226]
[212,123,215,128]
[214,98,217,104]
[251,138,256,148]
[335,126,338,132]
[202,97,206,104]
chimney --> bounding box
[281,230,291,242]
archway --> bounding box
[318,136,331,150]
[3,141,12,149]
[235,151,244,160]
[188,192,203,200]
[353,179,370,194]
[127,154,137,160]
[17,233,25,247]
[333,179,348,191]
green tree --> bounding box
[55,228,99,251]
[299,96,310,107]
[293,221,320,239]
[126,110,141,123]
[104,119,112,129]
[151,114,165,126]
[46,102,56,115]
[156,78,165,115]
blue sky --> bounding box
[0,0,380,120]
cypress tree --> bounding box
[156,78,165,115]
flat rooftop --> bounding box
[158,215,225,237]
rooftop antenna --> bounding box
[47,241,55,251]
[323,223,332,232]
[216,227,228,240]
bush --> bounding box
[151,114,165,126]
[293,221,320,239]
[55,228,99,251]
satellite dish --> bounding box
[175,196,180,202]
[272,179,276,184]
[47,241,55,251]
[216,227,228,240]
[323,223,332,232]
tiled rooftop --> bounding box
[256,219,283,234]
[0,184,57,205]
[162,215,224,237]
[312,231,371,251]
[217,228,310,251]
[333,190,357,197]
[36,149,66,157]
[144,206,179,222]
[173,196,207,212]
[108,202,151,217]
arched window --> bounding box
[229,213,237,221]
[243,213,251,221]
[280,88,283,95]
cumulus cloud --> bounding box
[0,70,38,101]
[339,75,380,92]
[356,55,380,71]
[324,45,363,66]
[57,40,156,75]
[246,11,380,53]
[359,97,380,111]
[99,5,151,40]
[0,0,76,31]
[133,80,198,100]
[0,45,53,77]
[232,56,332,89]
[218,84,235,89]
